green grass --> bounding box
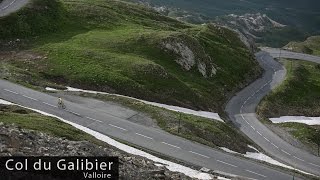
[0,0,261,114]
[258,60,320,117]
[285,36,320,56]
[82,93,253,153]
[0,105,102,144]
[258,60,320,151]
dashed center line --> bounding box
[293,156,305,162]
[271,142,278,149]
[42,102,57,108]
[245,170,266,178]
[86,116,102,123]
[216,160,237,167]
[109,124,127,131]
[22,95,38,101]
[135,133,153,140]
[4,89,19,94]
[1,0,17,10]
[65,110,81,116]
[263,136,270,142]
[189,151,210,159]
[309,163,320,168]
[281,149,291,156]
[161,142,181,149]
[256,131,262,136]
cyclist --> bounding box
[58,97,65,109]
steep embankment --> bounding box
[0,105,194,179]
[0,0,261,113]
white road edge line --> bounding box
[161,142,181,149]
[135,133,153,140]
[42,102,57,108]
[216,160,237,167]
[109,124,127,131]
[293,156,305,162]
[4,89,19,94]
[22,95,38,101]
[189,151,210,159]
[86,117,102,123]
[245,169,267,178]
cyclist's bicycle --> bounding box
[58,101,66,109]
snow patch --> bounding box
[247,145,259,152]
[244,152,312,175]
[4,102,216,180]
[219,147,240,154]
[45,87,59,91]
[219,146,313,176]
[270,116,320,125]
[0,99,13,105]
[46,87,224,122]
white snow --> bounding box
[219,145,313,176]
[0,99,219,180]
[244,152,292,169]
[219,147,240,154]
[247,145,259,152]
[46,86,224,122]
[270,116,320,125]
[244,152,312,175]
[0,99,13,105]
[45,87,59,91]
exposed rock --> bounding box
[164,42,195,70]
[215,13,286,46]
[0,124,195,180]
[161,36,217,78]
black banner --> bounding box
[0,156,119,180]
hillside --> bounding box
[257,60,320,153]
[0,0,261,113]
[127,0,320,47]
[285,36,320,56]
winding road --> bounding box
[0,78,295,180]
[0,0,319,179]
[226,48,320,177]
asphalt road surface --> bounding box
[0,0,317,178]
[0,79,298,179]
[226,48,320,177]
[0,0,29,17]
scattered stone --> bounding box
[0,124,195,179]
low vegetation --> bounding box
[258,60,320,152]
[0,0,261,114]
[285,36,320,56]
[0,105,101,144]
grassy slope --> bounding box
[0,0,260,113]
[285,36,320,56]
[0,105,101,144]
[258,60,320,150]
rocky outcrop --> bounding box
[161,36,217,78]
[0,123,193,179]
[215,13,286,45]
